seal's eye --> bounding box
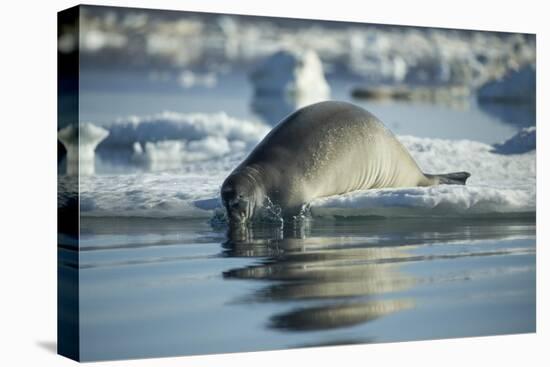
[221,187,235,201]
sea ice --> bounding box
[178,70,217,88]
[311,134,535,218]
[492,126,536,155]
[478,64,536,103]
[72,119,535,219]
[133,136,237,171]
[58,123,109,176]
[251,49,330,98]
[78,11,535,88]
[102,111,270,149]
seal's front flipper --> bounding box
[426,171,471,185]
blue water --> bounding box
[63,217,535,361]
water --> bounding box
[62,216,535,361]
[58,68,536,361]
[78,69,534,147]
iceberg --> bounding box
[477,64,536,103]
[58,123,109,175]
[251,49,330,98]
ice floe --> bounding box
[478,64,536,103]
[178,70,217,89]
[58,123,109,176]
[68,116,535,219]
[492,126,536,155]
[101,111,270,149]
[251,49,330,98]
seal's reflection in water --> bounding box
[221,216,535,334]
[222,220,417,332]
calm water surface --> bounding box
[59,216,536,361]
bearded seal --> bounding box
[221,101,470,223]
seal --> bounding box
[221,101,470,223]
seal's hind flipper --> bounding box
[426,171,471,185]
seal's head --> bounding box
[221,172,264,224]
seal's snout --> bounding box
[226,198,249,221]
[224,199,255,225]
[221,180,254,223]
